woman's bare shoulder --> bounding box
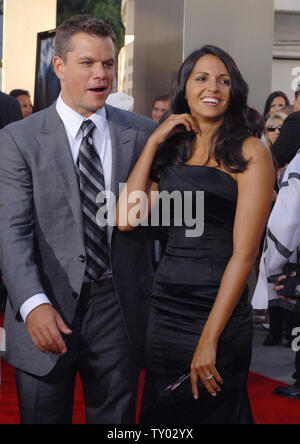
[241,136,272,165]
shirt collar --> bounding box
[56,93,108,140]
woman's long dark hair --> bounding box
[151,45,261,182]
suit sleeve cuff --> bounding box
[19,294,52,322]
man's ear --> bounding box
[53,56,65,81]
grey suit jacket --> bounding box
[0,102,157,376]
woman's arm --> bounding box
[191,137,275,398]
[116,114,198,231]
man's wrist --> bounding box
[19,294,52,322]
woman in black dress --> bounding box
[117,45,274,424]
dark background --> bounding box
[57,0,125,57]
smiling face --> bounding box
[53,32,115,117]
[185,54,231,123]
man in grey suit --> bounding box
[0,15,156,424]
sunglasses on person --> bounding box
[267,126,282,132]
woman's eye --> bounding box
[195,76,206,81]
[220,79,231,86]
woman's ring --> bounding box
[205,374,214,381]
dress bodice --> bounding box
[158,165,237,259]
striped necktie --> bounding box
[78,120,109,281]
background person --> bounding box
[271,111,300,170]
[9,89,33,118]
[263,91,290,121]
[151,94,170,123]
[264,112,287,149]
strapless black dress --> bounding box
[140,166,253,424]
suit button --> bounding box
[72,292,78,299]
[78,255,86,263]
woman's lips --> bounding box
[201,97,221,106]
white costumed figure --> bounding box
[253,150,300,311]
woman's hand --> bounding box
[149,113,199,146]
[190,336,223,399]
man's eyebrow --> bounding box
[78,56,115,63]
[78,56,94,61]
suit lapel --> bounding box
[37,104,138,245]
[106,105,137,240]
[36,104,84,242]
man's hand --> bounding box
[26,304,72,356]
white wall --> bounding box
[3,0,57,99]
[133,0,184,116]
[275,0,300,12]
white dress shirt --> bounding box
[20,95,113,322]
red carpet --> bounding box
[1,360,300,424]
[1,312,300,424]
[248,372,300,425]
